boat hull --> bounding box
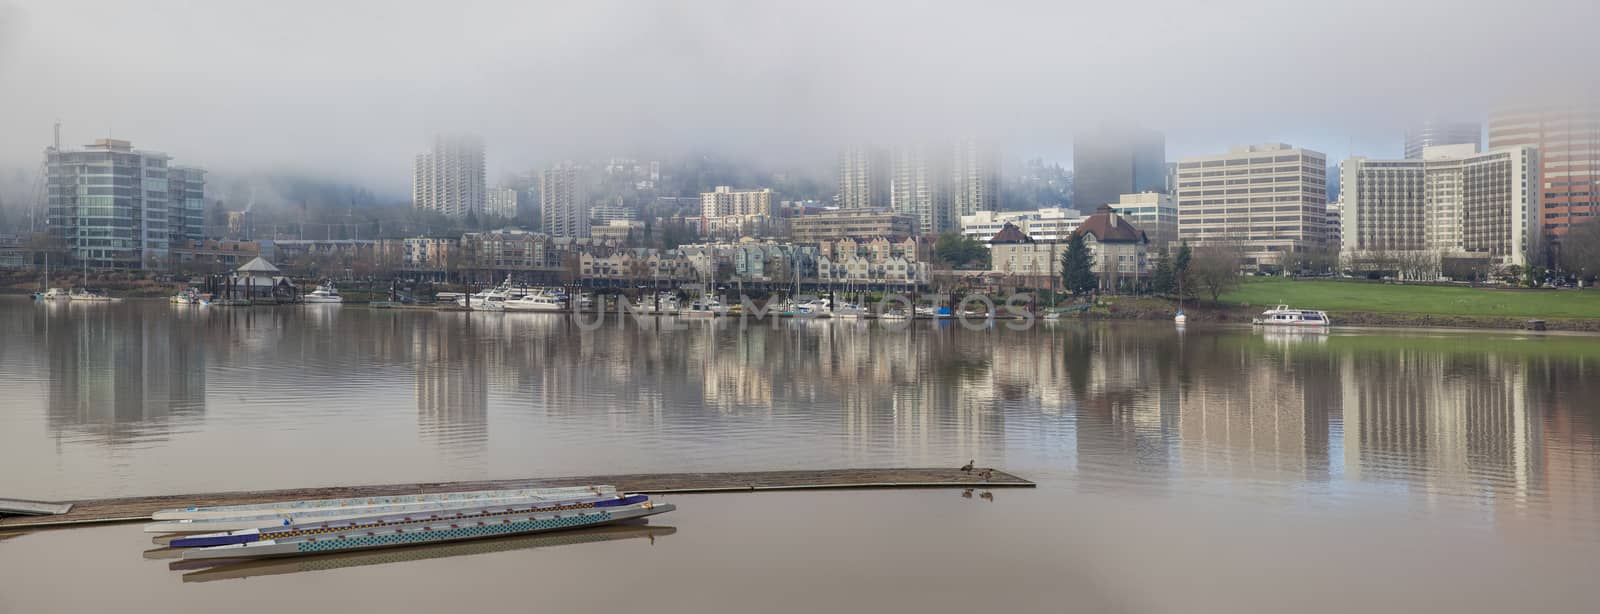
[151,485,616,521]
[180,502,674,560]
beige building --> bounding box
[988,206,1149,290]
[591,219,645,243]
[700,186,773,236]
[1175,143,1329,270]
[1110,192,1178,251]
[541,164,587,238]
[838,146,890,209]
[1341,144,1541,270]
[790,208,916,243]
[413,135,485,218]
[486,187,518,219]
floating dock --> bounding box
[0,468,1031,529]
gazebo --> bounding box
[226,257,297,301]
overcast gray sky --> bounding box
[2,0,1596,190]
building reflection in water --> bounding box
[412,314,488,459]
[39,301,207,444]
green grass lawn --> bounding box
[1219,278,1600,319]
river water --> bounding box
[1,297,1597,612]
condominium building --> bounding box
[951,140,1000,217]
[959,208,1085,244]
[486,188,519,219]
[167,166,207,243]
[700,186,773,236]
[1405,120,1481,160]
[1174,143,1329,270]
[890,145,951,235]
[1340,144,1540,268]
[412,135,485,218]
[1073,124,1166,210]
[790,208,915,243]
[1109,192,1178,251]
[837,146,890,209]
[46,139,202,269]
[1488,102,1599,237]
[541,164,588,238]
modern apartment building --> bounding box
[1174,143,1329,270]
[541,164,588,238]
[1340,144,1540,268]
[1405,120,1481,159]
[1110,192,1178,251]
[486,188,519,219]
[1488,102,1599,238]
[890,145,951,235]
[167,166,207,243]
[951,140,1000,217]
[700,186,773,235]
[46,138,201,269]
[412,135,485,218]
[1073,124,1166,210]
[837,146,890,209]
[790,208,916,243]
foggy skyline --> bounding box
[2,0,1597,194]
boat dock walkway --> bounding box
[0,468,1032,529]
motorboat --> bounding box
[878,309,911,320]
[302,282,344,304]
[504,291,565,312]
[1174,310,1187,324]
[68,288,118,302]
[1251,304,1330,328]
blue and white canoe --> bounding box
[169,494,649,548]
[146,486,616,533]
[180,498,674,560]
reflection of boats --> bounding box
[176,524,675,583]
[302,282,343,304]
[178,497,673,560]
[1252,304,1330,328]
[1260,327,1330,344]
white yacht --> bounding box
[1252,304,1330,328]
[504,291,565,312]
[68,288,119,302]
[41,288,71,301]
[459,276,517,309]
[303,282,343,304]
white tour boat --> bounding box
[1251,304,1330,328]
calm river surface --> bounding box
[1,297,1598,612]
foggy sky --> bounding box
[2,0,1597,192]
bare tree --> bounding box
[1561,220,1600,286]
[1191,243,1243,303]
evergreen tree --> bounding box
[1059,233,1096,295]
[1174,241,1193,299]
[1150,251,1174,295]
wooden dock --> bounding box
[0,468,1031,529]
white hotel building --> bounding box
[959,207,1085,244]
[1340,144,1540,268]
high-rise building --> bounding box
[1326,200,1343,253]
[46,139,201,269]
[1405,120,1481,159]
[167,166,207,242]
[1488,102,1599,238]
[700,186,773,236]
[541,164,588,238]
[412,135,485,218]
[837,146,890,209]
[1110,192,1178,251]
[485,188,518,219]
[1175,143,1328,270]
[1341,144,1540,268]
[951,140,1000,217]
[890,145,951,235]
[1072,124,1166,210]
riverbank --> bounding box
[1084,278,1600,331]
